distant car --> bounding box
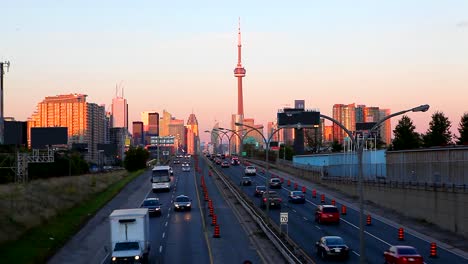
[244,166,257,176]
[315,205,340,224]
[288,191,306,203]
[315,236,350,260]
[181,163,190,172]
[231,158,240,166]
[169,167,174,175]
[384,246,424,264]
[221,161,230,168]
[269,178,282,189]
[174,195,192,211]
[240,177,252,186]
[254,186,267,197]
[260,191,282,208]
[215,158,222,165]
[140,198,162,216]
[173,159,180,164]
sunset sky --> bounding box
[2,0,468,143]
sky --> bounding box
[2,0,468,144]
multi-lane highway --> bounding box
[212,157,468,264]
[49,157,263,264]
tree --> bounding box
[331,140,343,152]
[456,112,468,145]
[124,146,150,172]
[392,115,422,150]
[423,111,452,147]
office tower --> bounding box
[364,106,380,123]
[186,113,199,154]
[27,94,106,163]
[132,121,144,146]
[169,118,185,151]
[111,88,128,130]
[159,110,172,137]
[148,112,159,136]
[379,109,392,145]
[355,105,366,123]
[332,103,356,143]
[267,121,279,142]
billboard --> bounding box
[31,127,68,149]
[277,109,320,128]
[4,121,27,146]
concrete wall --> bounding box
[256,159,468,239]
[324,180,468,238]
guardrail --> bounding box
[206,158,314,264]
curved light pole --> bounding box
[320,104,429,264]
[204,129,224,154]
[235,122,282,217]
[213,128,231,155]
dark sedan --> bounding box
[316,236,350,260]
[240,177,252,186]
[288,191,306,203]
[141,198,162,216]
[254,186,267,197]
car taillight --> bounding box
[278,198,282,202]
[401,257,408,263]
[263,198,267,202]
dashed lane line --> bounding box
[162,232,165,239]
[159,246,163,253]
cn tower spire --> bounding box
[234,17,246,116]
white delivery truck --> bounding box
[109,208,150,263]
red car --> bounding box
[384,246,424,264]
[315,205,340,224]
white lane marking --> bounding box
[167,213,171,218]
[352,251,360,256]
[303,217,308,221]
[99,253,109,264]
[292,209,297,213]
[162,232,165,238]
[315,225,321,230]
[159,245,163,253]
[165,221,168,227]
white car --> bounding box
[182,163,191,172]
[244,166,257,176]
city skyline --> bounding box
[2,1,468,144]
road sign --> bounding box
[162,151,169,156]
[280,212,288,224]
[241,151,247,157]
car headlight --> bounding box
[112,257,117,261]
[187,203,191,207]
[175,204,179,207]
[135,255,140,260]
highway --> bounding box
[48,157,263,264]
[213,157,468,264]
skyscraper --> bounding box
[148,112,159,136]
[332,103,356,143]
[112,88,128,130]
[379,109,392,145]
[159,110,172,137]
[186,113,199,154]
[132,121,144,146]
[27,94,106,163]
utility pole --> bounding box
[0,61,11,145]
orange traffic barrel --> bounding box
[366,215,371,225]
[209,207,214,217]
[398,228,404,240]
[294,183,298,190]
[211,214,217,226]
[204,192,209,201]
[208,199,213,209]
[430,242,437,258]
[287,180,291,186]
[331,199,336,206]
[341,205,347,215]
[312,189,317,198]
[213,225,220,238]
[201,175,205,186]
[321,194,325,203]
[302,186,306,193]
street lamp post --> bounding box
[235,122,281,217]
[320,104,429,264]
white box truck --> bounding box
[110,208,150,263]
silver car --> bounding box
[174,195,192,211]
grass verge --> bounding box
[0,169,145,264]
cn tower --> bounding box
[234,18,246,116]
[233,18,246,155]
